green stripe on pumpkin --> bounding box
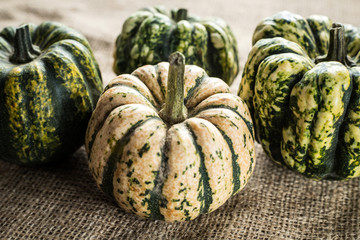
[211,125,241,194]
[100,116,161,198]
[192,104,254,140]
[186,122,213,214]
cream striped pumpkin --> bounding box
[85,52,255,222]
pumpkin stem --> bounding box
[174,8,188,22]
[10,25,40,64]
[160,52,188,125]
[315,23,354,67]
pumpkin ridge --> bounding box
[86,90,157,154]
[306,16,332,56]
[5,63,61,163]
[185,122,213,214]
[312,64,352,178]
[209,122,241,194]
[183,73,207,106]
[102,82,159,109]
[44,42,93,116]
[54,40,102,107]
[154,64,167,102]
[203,22,227,83]
[282,63,352,178]
[253,53,314,161]
[35,22,93,53]
[147,133,169,220]
[99,116,161,198]
[189,23,208,67]
[335,68,360,179]
[192,103,254,140]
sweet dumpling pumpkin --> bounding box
[0,22,103,165]
[239,11,360,180]
[86,52,255,222]
[113,6,239,85]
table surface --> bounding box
[0,0,359,239]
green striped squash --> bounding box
[239,11,360,180]
[0,22,103,165]
[113,6,239,85]
[86,52,255,222]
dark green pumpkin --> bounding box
[113,6,239,85]
[0,22,103,165]
[239,11,360,180]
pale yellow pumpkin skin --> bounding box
[85,61,255,222]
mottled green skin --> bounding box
[0,22,103,165]
[239,11,360,180]
[113,6,239,85]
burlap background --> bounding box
[0,0,359,239]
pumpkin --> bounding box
[113,6,239,85]
[239,11,360,180]
[86,52,255,222]
[0,22,103,165]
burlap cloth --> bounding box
[1,0,359,239]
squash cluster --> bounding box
[1,6,359,222]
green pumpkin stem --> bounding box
[175,8,188,22]
[10,25,40,64]
[315,23,354,67]
[160,52,188,125]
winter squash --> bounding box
[86,52,255,222]
[239,11,360,180]
[113,6,239,85]
[0,22,103,165]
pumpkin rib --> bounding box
[132,64,167,105]
[42,42,94,116]
[154,62,169,103]
[0,38,12,57]
[281,62,352,179]
[100,117,164,199]
[146,134,168,221]
[183,68,207,106]
[104,74,159,109]
[185,121,213,214]
[191,99,254,140]
[335,67,360,178]
[4,62,62,163]
[34,22,91,52]
[203,21,232,83]
[134,14,172,66]
[185,117,234,213]
[102,81,158,109]
[40,47,99,155]
[111,117,167,220]
[238,37,310,117]
[306,15,332,56]
[344,24,360,58]
[88,104,160,187]
[185,76,230,109]
[194,108,255,194]
[85,85,156,153]
[253,52,314,161]
[183,22,208,68]
[159,123,203,221]
[252,11,319,58]
[54,40,102,106]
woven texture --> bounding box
[1,0,360,239]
